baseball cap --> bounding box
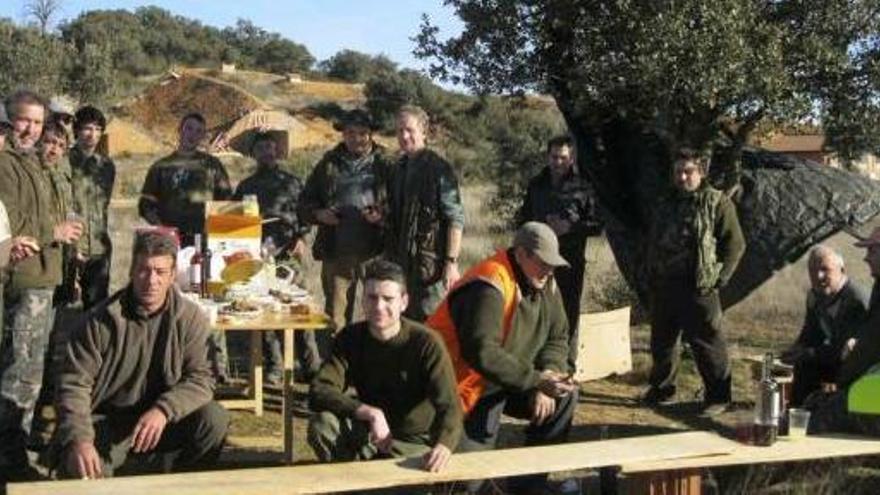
[513,222,570,267]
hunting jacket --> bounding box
[386,148,464,285]
[647,183,745,294]
[298,142,390,261]
[69,146,115,258]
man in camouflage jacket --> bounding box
[643,149,745,416]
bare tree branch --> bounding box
[24,0,62,35]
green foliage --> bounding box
[0,18,67,97]
[320,49,397,82]
[417,0,880,160]
[60,9,314,79]
[65,41,117,105]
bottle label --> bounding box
[189,265,202,287]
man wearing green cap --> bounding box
[427,221,577,494]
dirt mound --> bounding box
[124,74,265,146]
[279,80,364,103]
[104,118,169,157]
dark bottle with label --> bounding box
[753,352,780,446]
[189,234,203,294]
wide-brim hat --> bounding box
[513,222,570,267]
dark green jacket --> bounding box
[139,150,232,238]
[309,318,463,450]
[516,166,602,258]
[647,183,745,294]
[797,280,869,370]
[233,165,308,249]
[447,248,571,390]
[386,149,464,284]
[0,149,64,290]
[69,146,115,257]
[298,143,389,261]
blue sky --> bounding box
[0,1,463,71]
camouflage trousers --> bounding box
[0,288,55,468]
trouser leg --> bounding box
[682,290,731,404]
[208,330,229,382]
[792,359,823,407]
[648,288,683,394]
[262,330,284,381]
[458,391,511,494]
[80,254,112,310]
[0,289,55,437]
[502,389,578,493]
[404,277,445,323]
[555,254,585,374]
[161,401,229,472]
[308,410,375,462]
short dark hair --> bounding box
[546,135,574,153]
[674,147,709,172]
[5,90,47,120]
[74,105,107,132]
[41,120,70,144]
[179,112,206,129]
[364,259,407,291]
[132,231,178,267]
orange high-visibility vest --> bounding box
[426,249,521,414]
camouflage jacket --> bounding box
[233,165,309,250]
[647,183,745,294]
[386,148,464,284]
[69,146,115,257]
[298,143,390,261]
[516,166,602,257]
[0,149,64,290]
[139,150,232,239]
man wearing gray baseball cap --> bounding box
[427,221,578,494]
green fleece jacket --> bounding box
[309,318,463,450]
[55,286,215,447]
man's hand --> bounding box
[443,261,460,291]
[362,205,383,225]
[130,407,168,453]
[314,208,340,226]
[65,440,102,479]
[355,404,393,453]
[422,444,452,472]
[10,236,40,262]
[536,370,577,398]
[54,220,84,244]
[530,390,557,426]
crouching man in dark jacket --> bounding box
[53,230,228,479]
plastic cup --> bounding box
[788,408,810,439]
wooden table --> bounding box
[214,312,330,464]
[618,434,880,494]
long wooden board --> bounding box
[9,431,733,495]
[621,434,880,474]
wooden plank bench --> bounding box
[616,434,880,495]
[8,431,733,495]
